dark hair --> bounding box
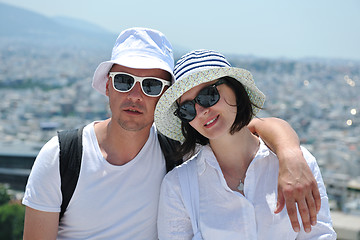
[177,76,262,160]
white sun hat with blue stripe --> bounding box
[154,49,266,142]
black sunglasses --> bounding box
[174,79,226,122]
[109,72,170,97]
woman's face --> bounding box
[179,80,237,140]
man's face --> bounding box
[106,64,171,132]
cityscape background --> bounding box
[0,1,359,239]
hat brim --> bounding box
[154,67,266,142]
[92,54,175,96]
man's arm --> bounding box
[23,207,59,240]
[248,117,321,233]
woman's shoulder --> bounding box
[164,156,198,182]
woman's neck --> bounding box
[209,127,260,182]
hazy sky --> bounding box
[1,0,359,60]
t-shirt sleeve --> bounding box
[22,136,62,213]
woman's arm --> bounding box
[248,117,321,233]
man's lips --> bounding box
[121,102,144,114]
[124,108,142,114]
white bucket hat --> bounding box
[154,49,266,142]
[92,27,174,95]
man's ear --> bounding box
[105,78,110,96]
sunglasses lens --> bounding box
[196,86,220,107]
[142,79,163,96]
[176,84,221,122]
[177,102,197,122]
[113,74,134,91]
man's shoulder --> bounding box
[38,135,61,157]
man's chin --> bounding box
[117,119,152,132]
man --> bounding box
[23,27,320,239]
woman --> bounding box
[155,50,336,239]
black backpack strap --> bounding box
[57,125,85,221]
[157,132,183,172]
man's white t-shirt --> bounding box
[22,122,166,240]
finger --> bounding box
[275,190,285,214]
[306,192,317,226]
[285,199,300,232]
[297,198,311,233]
[312,182,321,213]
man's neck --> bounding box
[94,118,152,165]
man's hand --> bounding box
[275,148,321,233]
[248,117,321,232]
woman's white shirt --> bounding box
[157,140,336,240]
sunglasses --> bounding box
[109,72,170,97]
[174,79,226,123]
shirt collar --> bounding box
[197,138,275,175]
[196,145,222,175]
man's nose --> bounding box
[127,82,143,100]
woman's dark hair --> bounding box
[177,76,262,160]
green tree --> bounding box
[0,203,25,240]
[0,184,25,240]
[0,184,11,205]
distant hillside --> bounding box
[0,2,116,49]
[52,16,110,34]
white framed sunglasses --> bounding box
[109,72,170,97]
